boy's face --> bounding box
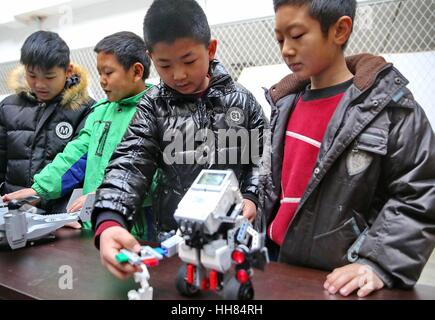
[97,52,143,102]
[25,65,72,102]
[275,5,341,81]
[149,38,217,95]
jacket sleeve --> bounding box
[240,92,268,206]
[32,112,94,199]
[357,91,435,288]
[0,101,6,188]
[91,96,160,231]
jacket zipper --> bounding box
[95,122,111,156]
[29,102,46,184]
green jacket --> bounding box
[33,86,152,230]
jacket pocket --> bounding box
[354,112,390,156]
[310,217,362,270]
[355,131,388,156]
[346,128,389,176]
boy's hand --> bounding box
[242,199,257,222]
[63,221,82,229]
[2,188,37,202]
[99,226,142,280]
[324,263,384,297]
[67,193,94,213]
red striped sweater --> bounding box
[268,79,352,246]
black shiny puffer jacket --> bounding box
[0,65,94,211]
[92,60,267,232]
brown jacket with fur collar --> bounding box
[262,54,435,288]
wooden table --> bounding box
[1,228,434,300]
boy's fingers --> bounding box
[102,247,138,275]
[99,227,142,279]
[64,221,82,229]
[68,197,86,213]
[357,275,384,298]
[242,207,256,221]
[325,268,342,283]
[104,261,131,280]
[357,282,376,298]
[326,272,355,294]
[104,237,140,272]
[115,233,141,253]
[68,202,81,213]
[338,277,360,296]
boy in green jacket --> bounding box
[3,31,152,234]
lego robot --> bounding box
[0,192,94,250]
[173,169,269,300]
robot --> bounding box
[0,192,94,250]
[115,169,268,300]
[173,169,269,300]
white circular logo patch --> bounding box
[55,122,73,139]
[225,107,245,126]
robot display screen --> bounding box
[197,172,226,186]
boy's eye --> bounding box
[159,65,170,69]
[185,60,196,65]
[102,69,113,75]
[292,33,304,40]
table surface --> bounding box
[1,228,434,300]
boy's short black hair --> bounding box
[20,31,70,71]
[273,0,356,47]
[143,0,211,52]
[94,31,150,80]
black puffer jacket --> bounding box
[0,64,94,210]
[262,54,435,288]
[92,60,267,232]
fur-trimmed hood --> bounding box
[7,64,90,111]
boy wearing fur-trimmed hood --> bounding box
[0,31,93,212]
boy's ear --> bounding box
[132,62,145,81]
[333,16,353,47]
[65,64,73,78]
[207,39,218,61]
